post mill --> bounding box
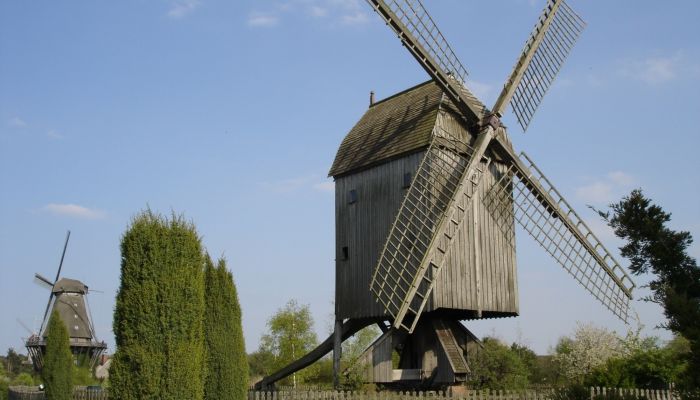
[255,0,635,389]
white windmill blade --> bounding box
[365,0,487,124]
[492,0,586,131]
[17,318,36,335]
[484,144,635,322]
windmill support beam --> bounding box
[333,319,343,388]
[253,318,377,390]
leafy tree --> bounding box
[110,210,206,400]
[597,190,700,390]
[248,350,275,380]
[258,300,318,386]
[204,255,248,400]
[11,372,34,386]
[585,336,690,390]
[468,337,529,390]
[553,323,625,383]
[42,310,73,400]
[4,349,22,378]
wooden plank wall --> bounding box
[335,152,425,319]
[430,111,518,315]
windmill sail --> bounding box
[370,129,491,332]
[484,149,635,321]
[492,0,586,130]
[365,0,487,123]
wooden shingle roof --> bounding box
[329,80,486,177]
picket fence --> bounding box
[7,386,108,400]
[6,386,677,400]
[249,388,677,400]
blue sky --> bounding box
[1,0,699,356]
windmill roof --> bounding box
[52,278,88,294]
[329,80,487,177]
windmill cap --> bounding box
[52,277,88,294]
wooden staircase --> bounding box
[433,320,469,375]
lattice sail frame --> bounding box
[364,0,635,326]
[370,128,490,332]
[365,0,486,122]
[505,0,586,131]
[483,152,635,321]
[376,0,469,84]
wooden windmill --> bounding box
[26,231,107,370]
[255,0,635,389]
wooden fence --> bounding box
[8,386,108,400]
[249,388,677,400]
[6,386,677,400]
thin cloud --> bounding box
[260,174,334,194]
[42,203,106,220]
[248,0,369,28]
[619,52,685,85]
[313,180,334,193]
[607,171,635,187]
[575,182,613,204]
[8,117,26,128]
[340,11,369,26]
[248,12,279,28]
[47,130,64,140]
[575,171,636,205]
[167,0,200,19]
[466,79,494,105]
[309,6,328,18]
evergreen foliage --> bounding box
[42,310,73,400]
[597,189,700,391]
[204,255,248,400]
[110,210,206,400]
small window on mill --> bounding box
[342,246,349,260]
[402,172,412,189]
[348,189,358,204]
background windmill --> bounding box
[254,0,636,389]
[25,231,107,371]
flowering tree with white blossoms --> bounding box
[553,322,627,382]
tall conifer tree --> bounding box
[110,210,206,400]
[43,310,73,400]
[204,255,248,400]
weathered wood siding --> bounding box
[334,109,518,320]
[335,151,426,319]
[430,111,518,316]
